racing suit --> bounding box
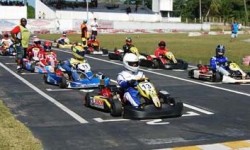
[26,45,45,61]
[154,47,177,63]
[61,58,90,81]
[122,44,134,55]
[210,55,230,76]
[57,36,70,45]
[41,51,57,67]
[117,70,145,107]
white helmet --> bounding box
[123,53,139,73]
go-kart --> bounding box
[108,48,124,61]
[84,78,183,119]
[0,43,16,56]
[86,40,108,55]
[139,54,188,70]
[189,63,250,83]
[52,39,73,49]
[43,61,110,88]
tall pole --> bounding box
[199,0,201,23]
[86,0,89,22]
[243,0,248,26]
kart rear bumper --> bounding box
[123,102,183,119]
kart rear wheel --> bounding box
[212,72,222,82]
[110,98,122,117]
[59,76,68,88]
[30,63,36,73]
[188,70,194,77]
[152,59,159,69]
[84,93,91,107]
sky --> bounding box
[27,0,35,7]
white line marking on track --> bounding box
[184,104,214,115]
[182,111,200,116]
[5,62,16,64]
[94,118,129,122]
[0,62,88,124]
[46,88,72,91]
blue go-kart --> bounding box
[43,62,110,88]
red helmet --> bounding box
[44,41,52,52]
[158,41,166,47]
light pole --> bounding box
[199,0,201,23]
[86,0,89,22]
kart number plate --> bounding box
[91,97,104,109]
[138,82,154,91]
[78,63,91,71]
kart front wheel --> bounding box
[152,59,159,69]
[59,76,68,88]
[43,74,48,83]
[110,98,122,117]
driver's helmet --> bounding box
[158,41,166,49]
[62,32,67,37]
[216,45,225,57]
[33,38,41,46]
[3,33,9,38]
[43,41,52,52]
[123,53,139,73]
[126,37,132,45]
[83,20,87,23]
[72,45,85,60]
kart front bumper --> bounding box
[123,102,183,119]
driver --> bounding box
[87,35,100,51]
[117,53,145,107]
[154,41,177,63]
[210,45,246,78]
[26,38,45,62]
[0,33,14,54]
[41,40,58,67]
[61,43,86,81]
[122,37,134,55]
[57,32,70,45]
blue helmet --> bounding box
[216,45,225,56]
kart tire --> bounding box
[59,76,68,88]
[102,48,109,55]
[110,98,122,117]
[84,93,91,107]
[152,59,159,69]
[43,74,48,83]
[213,72,222,82]
[30,63,36,73]
[188,70,194,77]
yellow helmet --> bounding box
[72,45,85,60]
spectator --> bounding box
[126,6,131,14]
[81,20,88,47]
[230,20,239,42]
[11,18,31,73]
[90,18,98,37]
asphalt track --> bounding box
[0,48,250,150]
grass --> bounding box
[0,100,42,150]
[38,33,250,70]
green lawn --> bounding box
[38,33,250,70]
[0,100,42,149]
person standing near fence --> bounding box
[231,20,239,42]
[81,20,88,47]
[11,18,30,73]
[90,18,98,37]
